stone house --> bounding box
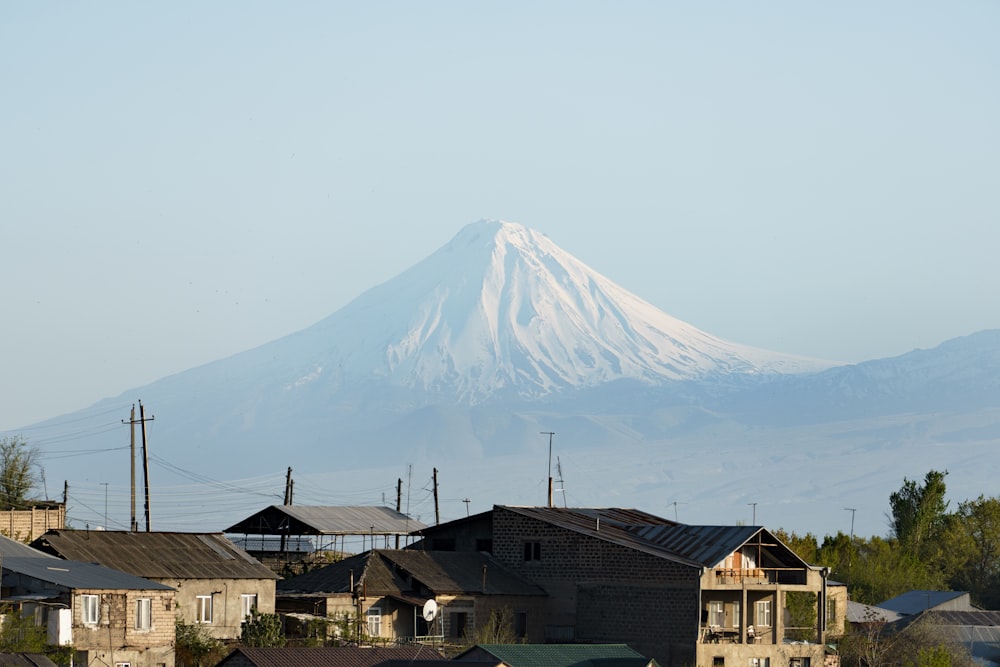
[30,530,277,641]
[412,506,845,667]
[1,556,176,667]
[276,548,546,646]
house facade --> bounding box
[413,506,844,667]
[277,548,547,647]
[1,556,176,667]
[30,530,277,641]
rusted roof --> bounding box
[218,646,446,667]
[225,505,427,536]
[29,530,276,581]
[278,549,545,599]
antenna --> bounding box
[555,457,567,508]
[422,599,438,623]
[540,432,555,507]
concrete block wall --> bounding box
[0,505,65,542]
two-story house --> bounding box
[412,506,844,667]
[277,548,547,645]
[30,530,277,641]
[2,556,176,667]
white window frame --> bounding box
[241,594,258,620]
[366,606,382,637]
[708,601,724,627]
[135,598,152,630]
[81,594,100,625]
[196,595,213,624]
[733,601,741,629]
[755,600,772,627]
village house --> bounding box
[276,548,546,646]
[30,530,277,642]
[412,505,845,667]
[1,556,176,667]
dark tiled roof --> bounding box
[456,643,658,667]
[2,557,173,591]
[278,549,544,599]
[218,646,446,667]
[499,506,801,570]
[225,506,426,536]
[30,530,276,580]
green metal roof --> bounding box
[457,644,658,667]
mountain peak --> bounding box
[289,220,836,403]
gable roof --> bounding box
[497,506,809,571]
[0,535,55,559]
[455,643,659,667]
[879,590,973,615]
[2,556,173,591]
[30,530,276,580]
[224,505,427,536]
[0,654,60,667]
[217,646,446,667]
[278,549,545,601]
[847,600,902,624]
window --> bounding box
[826,597,837,626]
[115,663,131,667]
[81,595,100,625]
[449,611,468,638]
[708,601,724,627]
[514,612,527,639]
[523,541,541,561]
[241,594,258,620]
[789,659,810,667]
[749,659,770,667]
[755,600,772,627]
[366,607,382,637]
[733,601,741,629]
[713,658,725,667]
[135,598,151,630]
[196,595,213,624]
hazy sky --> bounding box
[3,2,998,432]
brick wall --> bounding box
[492,507,700,666]
[0,505,65,542]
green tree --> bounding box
[240,611,286,648]
[0,436,40,510]
[947,495,1000,608]
[465,606,520,646]
[0,606,75,665]
[889,470,949,553]
[175,619,225,667]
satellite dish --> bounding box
[422,599,438,622]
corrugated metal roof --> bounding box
[0,535,55,559]
[2,556,173,591]
[457,643,658,667]
[225,505,427,536]
[219,646,446,667]
[633,524,764,567]
[879,590,973,615]
[29,530,276,581]
[0,653,59,667]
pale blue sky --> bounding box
[2,2,998,430]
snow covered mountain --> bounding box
[273,219,835,403]
[13,220,1000,539]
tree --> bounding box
[0,605,75,665]
[889,470,949,553]
[240,610,286,648]
[465,606,520,646]
[947,495,1000,608]
[0,436,40,510]
[175,619,225,667]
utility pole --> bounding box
[101,483,109,529]
[138,401,154,532]
[395,478,403,549]
[283,467,293,505]
[541,432,555,508]
[122,405,138,531]
[463,498,471,517]
[748,502,757,525]
[844,507,857,587]
[432,468,440,526]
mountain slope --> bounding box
[265,220,836,405]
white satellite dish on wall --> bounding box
[422,599,438,622]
